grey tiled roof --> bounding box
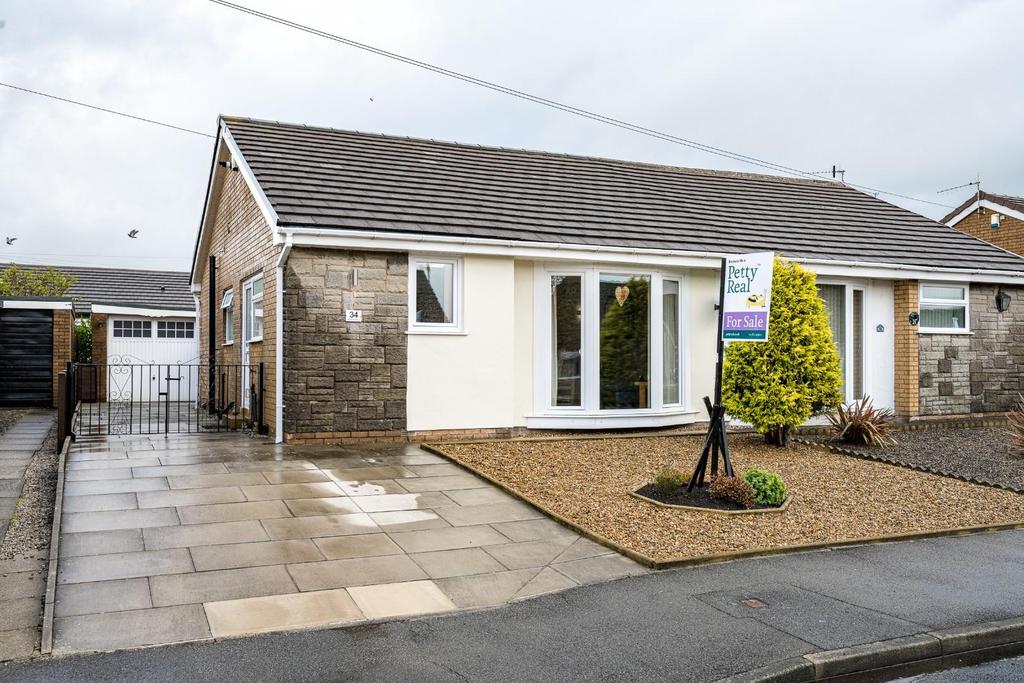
[0,263,194,313]
[942,191,1024,224]
[225,117,1024,274]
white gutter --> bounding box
[277,226,1024,284]
[274,234,293,443]
[91,305,195,318]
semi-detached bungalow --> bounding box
[190,116,1024,444]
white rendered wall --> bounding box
[512,260,534,427]
[406,255,517,431]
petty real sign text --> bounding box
[721,252,774,341]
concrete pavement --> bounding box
[3,528,1024,682]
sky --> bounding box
[1,0,1022,272]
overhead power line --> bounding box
[207,0,955,210]
[0,81,214,138]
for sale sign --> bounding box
[721,252,774,341]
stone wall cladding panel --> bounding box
[284,248,408,435]
[919,284,1024,415]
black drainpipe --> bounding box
[208,254,217,413]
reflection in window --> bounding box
[415,261,454,324]
[551,275,582,407]
[663,280,680,404]
[818,284,847,390]
[599,274,650,409]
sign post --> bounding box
[688,252,774,490]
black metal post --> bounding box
[257,362,267,435]
[208,255,217,414]
[688,258,735,491]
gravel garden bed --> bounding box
[432,434,1024,564]
[805,427,1022,492]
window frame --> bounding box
[407,255,464,334]
[156,320,195,340]
[243,274,265,343]
[111,319,152,338]
[816,279,868,404]
[531,264,690,427]
[918,282,970,334]
[222,288,235,345]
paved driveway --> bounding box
[55,432,646,653]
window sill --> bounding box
[525,409,700,430]
[247,337,264,344]
[223,341,235,346]
[918,329,973,336]
[406,329,468,336]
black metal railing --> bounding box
[70,361,266,437]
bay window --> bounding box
[919,284,969,332]
[535,266,687,425]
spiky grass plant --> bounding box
[827,396,896,447]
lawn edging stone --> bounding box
[628,491,792,515]
[40,433,71,655]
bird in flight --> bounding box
[4,237,15,245]
[127,229,139,239]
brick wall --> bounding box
[893,280,919,419]
[919,284,1024,415]
[951,208,1024,257]
[51,309,73,408]
[90,313,108,401]
[283,248,407,441]
[195,166,280,435]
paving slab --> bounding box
[399,475,487,492]
[204,588,364,638]
[313,533,404,560]
[55,578,152,617]
[351,492,455,513]
[136,486,246,509]
[58,549,194,584]
[62,507,180,533]
[433,501,543,527]
[483,536,578,570]
[176,500,290,525]
[143,520,269,550]
[552,553,649,584]
[60,529,145,557]
[61,493,139,513]
[64,478,168,496]
[436,568,543,608]
[487,518,579,542]
[347,580,456,619]
[190,540,324,572]
[261,513,378,540]
[166,473,268,489]
[0,628,36,662]
[149,566,297,606]
[389,525,509,554]
[409,548,507,579]
[287,555,427,591]
[241,482,346,501]
[283,497,361,516]
[53,604,211,654]
[366,510,450,532]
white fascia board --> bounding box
[946,199,1024,227]
[92,305,195,318]
[191,124,282,284]
[221,126,280,232]
[1,299,72,310]
[279,226,1024,284]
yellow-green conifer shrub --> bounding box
[722,257,842,446]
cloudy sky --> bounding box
[1,0,1021,272]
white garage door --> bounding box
[108,317,200,402]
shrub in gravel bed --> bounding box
[743,468,787,506]
[827,397,896,447]
[708,476,756,509]
[654,468,688,493]
[1010,395,1024,458]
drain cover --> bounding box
[740,597,768,609]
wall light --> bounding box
[908,311,920,326]
[996,291,1011,313]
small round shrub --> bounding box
[743,469,787,506]
[653,468,688,494]
[707,476,756,509]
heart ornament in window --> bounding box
[614,285,630,307]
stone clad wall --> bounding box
[283,248,408,441]
[919,284,1024,415]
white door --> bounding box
[108,317,199,402]
[241,274,264,409]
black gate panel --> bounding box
[0,308,53,407]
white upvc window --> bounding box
[221,289,234,344]
[532,265,689,428]
[408,255,462,333]
[244,275,264,343]
[919,283,970,333]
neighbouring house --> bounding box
[0,264,196,407]
[943,191,1024,257]
[191,116,1024,444]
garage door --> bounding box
[0,309,53,407]
[108,317,200,402]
